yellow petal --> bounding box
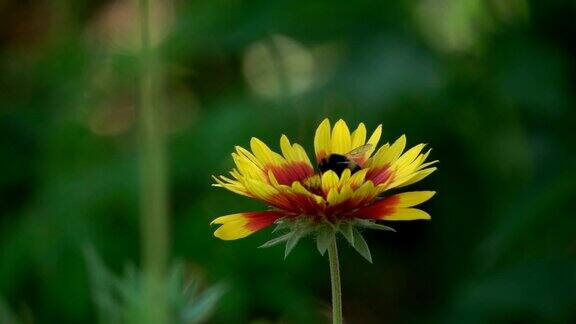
[214,226,250,240]
[385,208,431,221]
[384,135,406,163]
[330,119,351,154]
[350,123,367,148]
[250,137,284,166]
[354,192,433,220]
[212,214,252,240]
[267,170,280,186]
[244,178,280,201]
[211,212,284,240]
[395,143,426,168]
[365,134,406,169]
[364,143,390,168]
[326,185,353,206]
[292,143,312,165]
[280,135,295,161]
[397,167,437,187]
[365,124,382,157]
[314,118,331,161]
[235,146,262,168]
[417,159,439,171]
[290,181,325,204]
[350,181,377,205]
[321,170,339,194]
[395,191,436,207]
[211,214,247,225]
[349,168,369,188]
[338,168,352,188]
[212,175,251,197]
[233,153,264,180]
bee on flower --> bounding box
[211,118,437,261]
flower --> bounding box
[211,118,437,259]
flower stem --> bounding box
[328,236,343,324]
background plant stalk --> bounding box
[137,0,170,322]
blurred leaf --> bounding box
[84,245,122,324]
[84,246,224,324]
[180,283,226,324]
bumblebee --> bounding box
[318,144,372,176]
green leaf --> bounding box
[352,228,373,263]
[258,233,292,249]
[355,219,396,232]
[316,227,334,256]
[339,222,355,246]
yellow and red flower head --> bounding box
[211,118,437,258]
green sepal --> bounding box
[352,228,372,263]
[284,227,312,259]
[339,222,355,246]
[355,219,396,232]
[316,226,334,256]
[258,233,292,249]
[272,218,291,233]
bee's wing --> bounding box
[342,144,373,165]
[345,144,373,158]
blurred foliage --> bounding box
[1,0,576,323]
[84,247,224,324]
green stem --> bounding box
[328,236,343,324]
[137,0,169,322]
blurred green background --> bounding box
[1,0,576,323]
